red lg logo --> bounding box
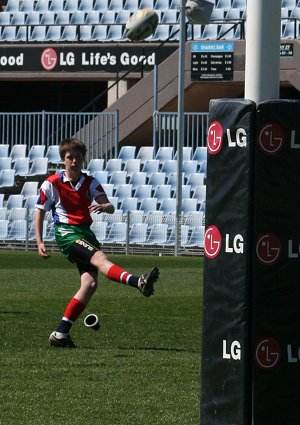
[204,225,222,259]
[256,233,281,265]
[207,121,223,155]
[41,48,57,71]
[257,123,284,154]
[255,337,281,370]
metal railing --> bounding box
[0,111,119,163]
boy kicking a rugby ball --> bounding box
[34,138,159,348]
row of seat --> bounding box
[0,217,204,246]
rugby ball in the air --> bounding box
[125,9,159,41]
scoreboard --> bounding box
[191,41,234,81]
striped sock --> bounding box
[107,264,139,288]
[56,298,86,333]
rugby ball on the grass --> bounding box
[125,9,159,41]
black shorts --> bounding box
[69,239,99,276]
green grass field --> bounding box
[0,251,203,425]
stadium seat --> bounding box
[219,23,236,39]
[169,0,179,9]
[129,223,148,244]
[201,23,219,40]
[139,0,154,8]
[114,184,133,204]
[161,9,178,23]
[154,0,169,10]
[13,157,30,176]
[0,194,4,208]
[21,0,35,11]
[7,207,27,221]
[0,26,17,41]
[0,157,12,171]
[180,184,192,200]
[144,210,163,226]
[6,194,24,210]
[159,198,176,213]
[80,24,93,40]
[118,145,136,163]
[192,184,206,205]
[24,195,39,213]
[129,171,147,190]
[0,144,10,158]
[107,196,119,209]
[85,10,101,23]
[155,146,173,165]
[61,25,78,41]
[8,219,27,240]
[55,10,71,23]
[92,170,109,183]
[20,181,39,199]
[0,169,15,189]
[148,172,166,190]
[29,25,47,41]
[15,26,28,42]
[116,10,131,23]
[79,0,94,11]
[139,197,158,213]
[192,146,207,164]
[144,223,168,245]
[185,211,204,229]
[167,172,185,191]
[182,160,198,179]
[181,198,198,214]
[26,11,42,24]
[134,184,152,203]
[90,221,108,241]
[49,0,65,11]
[28,145,46,162]
[40,11,55,24]
[105,222,127,244]
[153,184,172,203]
[184,226,205,247]
[35,0,50,11]
[165,224,190,246]
[160,160,177,177]
[0,207,7,219]
[107,25,124,41]
[199,160,207,175]
[22,157,48,178]
[231,0,246,7]
[45,25,62,40]
[282,0,296,7]
[0,220,9,239]
[45,145,62,164]
[109,171,127,187]
[28,220,47,240]
[216,0,231,8]
[106,158,123,176]
[5,0,20,12]
[70,10,86,24]
[93,0,109,11]
[108,0,123,10]
[127,209,144,224]
[101,183,114,197]
[282,21,298,38]
[0,12,11,25]
[226,8,242,19]
[200,200,206,212]
[142,159,160,177]
[151,24,170,41]
[119,197,138,213]
[186,172,205,191]
[136,146,154,165]
[123,159,141,178]
[123,0,138,9]
[101,10,116,23]
[64,0,79,12]
[174,146,192,161]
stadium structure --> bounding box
[0,0,299,254]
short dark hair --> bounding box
[59,138,87,160]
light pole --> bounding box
[175,0,213,256]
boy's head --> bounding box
[59,138,87,161]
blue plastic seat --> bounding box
[123,159,141,178]
[10,144,27,163]
[35,0,50,11]
[40,11,55,24]
[46,25,62,41]
[129,172,147,190]
[109,171,127,187]
[105,222,127,244]
[61,25,78,41]
[153,184,172,203]
[142,159,160,177]
[134,184,152,203]
[106,24,124,41]
[90,221,108,241]
[151,24,170,41]
[192,184,206,204]
[123,0,138,10]
[147,172,166,190]
[70,10,86,24]
[93,0,109,11]
[0,170,15,189]
[136,146,154,165]
[50,0,64,11]
[29,25,47,41]
[1,26,17,41]
[21,0,35,11]
[186,172,205,191]
[108,0,124,10]
[182,160,198,179]
[64,0,79,12]
[86,158,105,174]
[139,197,158,213]
[6,194,24,210]
[79,0,94,11]
[85,10,101,23]
[20,181,39,199]
[129,223,148,244]
[144,223,168,245]
[105,158,122,175]
[165,224,190,246]
[174,146,192,161]
[161,9,178,23]
[182,198,198,214]
[201,23,219,40]
[192,146,207,164]
[155,146,173,165]
[101,10,116,23]
[0,12,11,24]
[0,220,9,239]
[101,183,114,197]
[13,157,30,176]
[160,160,177,177]
[8,219,27,240]
[120,197,138,213]
[55,10,71,23]
[26,11,41,24]
[28,145,45,162]
[0,157,12,171]
[45,145,62,164]
[0,144,9,158]
[80,24,93,40]
[22,158,48,178]
[92,170,109,184]
[5,0,20,12]
[118,145,136,162]
[114,184,133,204]
[159,198,176,213]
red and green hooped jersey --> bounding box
[36,172,106,225]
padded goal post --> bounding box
[201,99,300,425]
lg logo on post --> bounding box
[207,121,247,155]
[204,225,244,259]
[255,337,281,370]
[256,233,281,265]
[257,123,284,154]
[41,48,57,71]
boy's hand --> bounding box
[38,242,50,259]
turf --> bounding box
[0,251,203,425]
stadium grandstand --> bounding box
[0,0,300,254]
